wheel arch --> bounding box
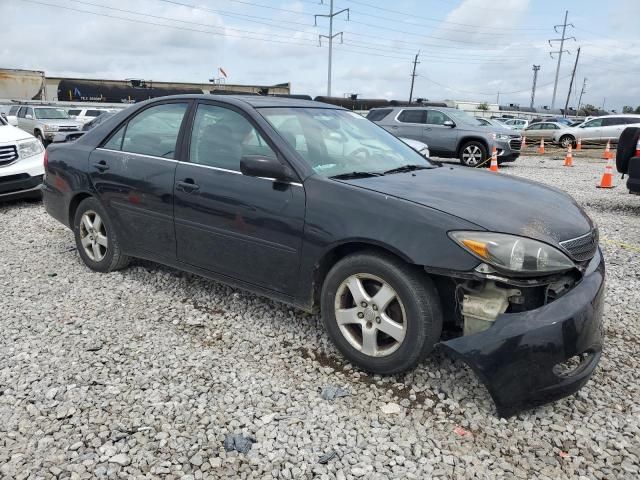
[68,191,94,226]
[457,136,490,156]
[310,240,416,312]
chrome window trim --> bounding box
[95,148,302,187]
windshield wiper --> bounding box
[329,171,384,180]
[383,164,430,175]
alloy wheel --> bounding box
[462,145,483,166]
[79,210,108,262]
[334,273,407,357]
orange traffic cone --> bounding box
[602,140,613,160]
[537,138,545,154]
[597,157,615,188]
[576,137,582,151]
[521,136,527,150]
[563,144,573,167]
[488,146,499,172]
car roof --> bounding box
[142,94,342,110]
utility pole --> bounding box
[563,47,580,116]
[548,10,575,110]
[577,77,587,112]
[530,65,540,109]
[408,51,420,103]
[496,91,500,105]
[315,0,349,97]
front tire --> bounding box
[459,141,488,167]
[73,197,130,272]
[321,251,442,375]
[559,135,575,149]
[35,131,46,146]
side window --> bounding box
[68,109,81,116]
[366,108,392,121]
[189,104,276,171]
[625,117,640,124]
[583,119,603,128]
[602,118,621,127]
[103,125,125,151]
[17,107,26,118]
[426,110,450,125]
[121,103,188,159]
[397,110,426,124]
[9,106,19,115]
[527,124,541,130]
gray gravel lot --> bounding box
[1,152,639,479]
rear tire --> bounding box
[616,127,640,174]
[73,197,130,273]
[459,141,488,167]
[321,251,442,375]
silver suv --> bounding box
[15,106,83,145]
[368,106,521,167]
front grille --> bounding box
[509,138,522,151]
[0,145,19,166]
[58,126,80,132]
[560,229,599,262]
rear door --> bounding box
[601,117,626,143]
[524,123,543,139]
[389,109,427,141]
[173,101,305,294]
[576,118,604,144]
[423,109,458,153]
[541,122,560,139]
[89,100,190,260]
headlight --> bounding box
[491,133,511,141]
[17,138,44,159]
[449,231,575,274]
[43,124,58,132]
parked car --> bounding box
[476,117,511,129]
[616,126,640,194]
[15,106,83,145]
[368,106,521,167]
[530,116,574,126]
[51,111,117,143]
[552,115,640,148]
[503,118,528,130]
[399,137,429,157]
[5,105,21,126]
[42,95,604,416]
[67,108,114,125]
[0,114,45,201]
[523,121,565,141]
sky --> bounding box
[1,0,640,111]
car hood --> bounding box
[0,124,33,142]
[37,119,82,127]
[342,166,593,245]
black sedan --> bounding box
[42,95,605,416]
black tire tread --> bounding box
[321,250,443,375]
[616,127,640,174]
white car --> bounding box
[67,108,113,124]
[0,115,45,201]
[552,114,640,148]
[503,118,528,130]
[400,137,430,157]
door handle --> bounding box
[424,127,432,131]
[176,179,199,192]
[93,160,109,172]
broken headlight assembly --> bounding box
[449,231,575,276]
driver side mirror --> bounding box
[443,120,455,128]
[25,114,33,119]
[240,155,294,182]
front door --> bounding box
[89,101,190,260]
[577,118,604,144]
[173,102,305,294]
[422,109,459,153]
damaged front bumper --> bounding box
[440,248,605,417]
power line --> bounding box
[420,73,573,97]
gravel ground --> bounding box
[1,152,639,480]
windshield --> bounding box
[35,108,69,119]
[260,108,432,177]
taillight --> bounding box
[43,149,48,169]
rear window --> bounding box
[86,110,102,117]
[397,110,426,124]
[366,108,393,122]
[68,109,81,116]
[624,117,640,124]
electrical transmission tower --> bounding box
[577,78,587,112]
[315,0,349,97]
[548,10,575,110]
[409,51,420,102]
[530,65,540,109]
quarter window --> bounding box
[189,104,276,171]
[366,108,393,121]
[120,103,188,159]
[103,125,125,150]
[397,110,426,124]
